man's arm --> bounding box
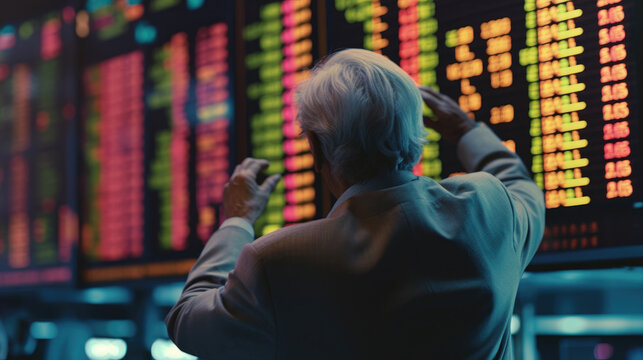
[457,123,546,268]
[165,225,276,359]
[165,158,281,359]
[419,86,545,269]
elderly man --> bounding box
[166,49,545,359]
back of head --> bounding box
[296,48,426,184]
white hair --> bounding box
[296,48,426,183]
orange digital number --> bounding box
[598,25,626,45]
[540,98,556,116]
[618,179,633,197]
[603,102,630,121]
[609,5,626,23]
[599,47,611,64]
[600,63,628,83]
[539,78,563,98]
[597,0,621,7]
[610,44,627,62]
[598,6,625,26]
[606,181,618,198]
[601,82,629,102]
[606,179,633,198]
[480,17,511,40]
[537,8,553,27]
[490,69,513,88]
[601,85,612,102]
[486,35,511,55]
[605,160,632,179]
[537,25,553,44]
[542,134,558,153]
[541,115,565,135]
[544,171,567,191]
[487,52,512,72]
[490,105,514,124]
[543,152,566,172]
[598,9,610,26]
[599,44,627,64]
[545,189,567,209]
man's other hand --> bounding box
[223,158,281,224]
[418,86,477,142]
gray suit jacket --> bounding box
[166,124,545,359]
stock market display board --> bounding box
[79,0,643,275]
[3,0,643,289]
[325,0,643,267]
[0,6,78,288]
[79,0,236,283]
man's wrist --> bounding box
[219,217,255,239]
[456,121,479,141]
[456,122,509,172]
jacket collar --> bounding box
[327,170,418,218]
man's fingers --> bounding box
[418,85,440,96]
[418,86,443,100]
[260,174,282,194]
[423,115,438,129]
[418,87,446,116]
[423,115,445,133]
[240,158,270,179]
[232,164,242,177]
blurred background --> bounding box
[1,0,643,358]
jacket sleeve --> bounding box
[456,123,546,269]
[165,226,276,359]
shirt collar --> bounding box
[327,170,418,217]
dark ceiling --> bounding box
[0,0,74,23]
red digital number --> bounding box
[604,140,631,159]
[603,121,630,140]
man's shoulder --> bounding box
[250,217,338,255]
[435,171,508,201]
[438,170,503,189]
[418,172,514,232]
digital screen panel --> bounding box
[80,0,236,283]
[0,6,78,288]
[243,0,323,236]
[325,0,643,267]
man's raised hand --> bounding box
[223,158,281,224]
[418,86,477,142]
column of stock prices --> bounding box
[326,0,643,265]
[243,0,319,236]
[0,8,78,288]
[81,0,235,283]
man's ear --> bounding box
[305,130,324,173]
